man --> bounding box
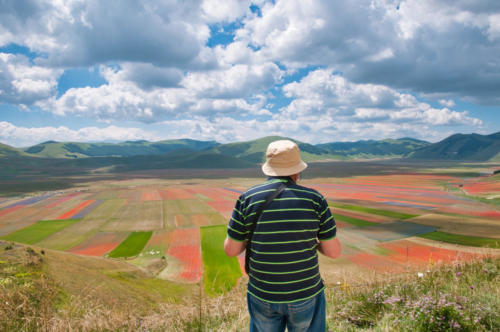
[224,140,341,332]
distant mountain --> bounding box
[317,138,430,159]
[21,139,219,159]
[409,132,500,161]
[212,136,335,163]
[2,131,499,164]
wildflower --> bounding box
[484,269,488,273]
[456,272,461,277]
[470,285,474,290]
[417,272,424,278]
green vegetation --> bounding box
[108,231,153,258]
[419,231,500,248]
[2,239,498,331]
[201,225,242,296]
[0,219,81,245]
[330,202,419,220]
[325,257,500,331]
[333,214,378,227]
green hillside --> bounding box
[409,132,500,161]
[213,136,336,163]
[22,139,219,159]
[0,143,27,158]
[317,137,430,158]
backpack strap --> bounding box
[245,182,287,274]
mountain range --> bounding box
[1,132,499,166]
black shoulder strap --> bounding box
[245,182,286,274]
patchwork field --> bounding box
[0,164,499,296]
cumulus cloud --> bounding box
[0,53,62,105]
[182,62,283,99]
[237,0,500,104]
[0,0,496,146]
[0,121,160,147]
[38,62,276,122]
[281,68,482,133]
[0,0,214,68]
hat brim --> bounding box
[261,160,308,176]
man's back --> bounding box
[227,176,336,303]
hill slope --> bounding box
[317,138,430,159]
[0,143,27,157]
[409,132,500,161]
[22,139,219,159]
[213,136,334,163]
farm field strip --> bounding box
[56,200,96,219]
[409,214,500,239]
[45,192,82,209]
[379,239,482,265]
[165,227,202,282]
[0,205,23,218]
[200,225,241,296]
[0,205,58,227]
[2,193,54,209]
[329,203,419,220]
[353,221,437,242]
[0,219,81,245]
[332,208,391,223]
[419,231,500,248]
[36,199,128,251]
[141,189,162,201]
[71,200,104,219]
[68,232,128,256]
[108,231,153,258]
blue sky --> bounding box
[0,0,499,147]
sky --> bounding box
[0,0,499,147]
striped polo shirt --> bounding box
[227,176,336,303]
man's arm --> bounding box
[224,237,247,257]
[317,237,341,259]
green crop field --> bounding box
[419,231,500,248]
[108,231,153,258]
[333,214,378,227]
[329,202,419,220]
[1,219,81,245]
[201,225,242,296]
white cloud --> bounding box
[438,99,456,108]
[0,1,212,68]
[236,0,500,103]
[182,62,283,99]
[281,68,483,128]
[0,121,160,147]
[201,0,252,23]
[39,62,277,121]
[0,53,62,105]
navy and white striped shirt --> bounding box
[227,176,336,303]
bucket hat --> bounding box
[261,140,308,176]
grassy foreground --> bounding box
[1,238,498,331]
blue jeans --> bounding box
[247,291,326,332]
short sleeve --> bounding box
[227,195,249,242]
[317,197,336,240]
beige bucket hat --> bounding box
[261,140,308,176]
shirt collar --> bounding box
[266,176,293,183]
